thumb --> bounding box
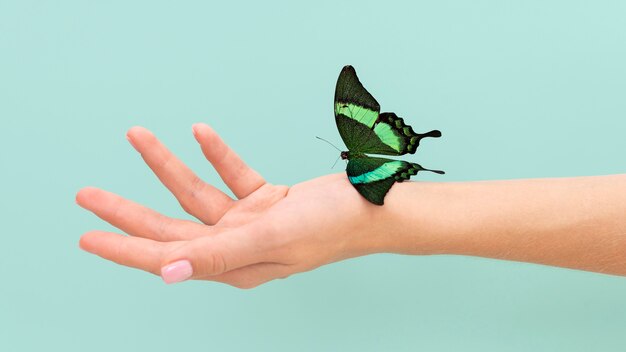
[159,227,265,284]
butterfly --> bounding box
[334,65,444,205]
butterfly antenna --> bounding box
[315,136,342,152]
[331,155,341,169]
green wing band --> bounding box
[372,122,404,153]
[334,66,382,151]
[335,102,378,129]
[348,160,405,184]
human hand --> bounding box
[77,124,401,288]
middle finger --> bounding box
[76,187,214,241]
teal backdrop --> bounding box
[2,1,626,351]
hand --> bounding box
[77,124,396,288]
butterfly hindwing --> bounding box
[346,156,443,205]
[336,116,399,155]
[371,112,442,155]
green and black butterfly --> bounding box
[334,65,444,205]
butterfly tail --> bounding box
[394,162,445,182]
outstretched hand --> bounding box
[77,124,397,288]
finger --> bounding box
[79,231,184,275]
[76,187,211,241]
[126,126,233,224]
[159,225,269,284]
[201,262,294,289]
[192,123,265,199]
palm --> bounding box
[218,173,356,228]
[219,173,378,269]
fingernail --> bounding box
[161,260,193,284]
[191,124,201,138]
[126,135,138,150]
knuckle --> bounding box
[177,176,216,220]
[213,145,231,166]
[155,216,173,238]
[112,239,126,264]
[188,176,205,199]
[204,251,227,275]
[109,196,125,220]
[157,153,174,171]
[178,185,202,215]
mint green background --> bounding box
[2,1,626,351]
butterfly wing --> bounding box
[334,65,381,151]
[347,156,444,205]
[371,112,442,155]
[334,65,441,155]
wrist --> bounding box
[380,180,465,256]
[338,178,468,259]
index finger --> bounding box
[192,123,266,199]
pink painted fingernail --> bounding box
[161,260,193,284]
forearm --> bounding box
[385,174,626,276]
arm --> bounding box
[386,176,626,275]
[77,124,626,289]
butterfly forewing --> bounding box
[334,66,380,151]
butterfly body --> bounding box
[339,151,363,160]
[334,65,444,205]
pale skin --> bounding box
[77,123,626,288]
